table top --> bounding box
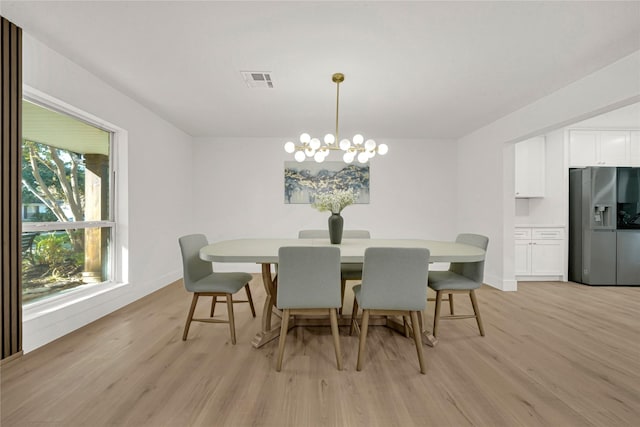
[200,238,485,264]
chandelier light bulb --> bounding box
[324,133,335,144]
[377,143,389,155]
[314,152,325,163]
[343,152,355,163]
[294,151,306,162]
[364,139,376,151]
[305,147,316,157]
[357,152,369,163]
[339,139,351,151]
[310,138,321,150]
[300,133,311,144]
[284,141,296,153]
[353,134,364,145]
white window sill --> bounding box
[23,281,130,321]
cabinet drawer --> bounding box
[532,228,564,240]
[514,228,532,240]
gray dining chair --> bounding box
[298,229,371,313]
[350,247,430,374]
[276,246,343,372]
[428,233,489,338]
[178,234,256,345]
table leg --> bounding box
[261,263,276,331]
[422,333,438,347]
[421,306,439,347]
[251,263,285,348]
[385,314,438,347]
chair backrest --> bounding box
[277,246,341,309]
[298,229,371,239]
[450,233,489,284]
[359,247,430,311]
[178,234,213,292]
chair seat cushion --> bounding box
[428,270,480,291]
[341,263,363,280]
[192,272,253,293]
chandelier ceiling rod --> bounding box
[333,72,343,145]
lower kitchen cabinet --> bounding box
[515,227,565,280]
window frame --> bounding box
[21,85,128,312]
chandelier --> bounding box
[284,73,388,164]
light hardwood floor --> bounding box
[1,278,639,426]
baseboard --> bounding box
[484,272,518,291]
[516,275,563,282]
[0,351,23,366]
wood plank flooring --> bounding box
[1,278,639,426]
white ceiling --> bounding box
[2,1,640,139]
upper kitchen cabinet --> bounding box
[515,136,545,198]
[630,131,640,165]
[600,131,631,165]
[569,130,634,167]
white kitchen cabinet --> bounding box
[599,131,630,165]
[515,239,531,275]
[569,131,598,167]
[515,227,564,280]
[515,137,545,198]
[630,130,640,166]
[569,130,631,167]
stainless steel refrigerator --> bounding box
[569,167,640,286]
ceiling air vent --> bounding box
[241,71,274,88]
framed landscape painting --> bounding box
[284,161,370,204]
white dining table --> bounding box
[200,238,486,348]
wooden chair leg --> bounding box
[349,297,359,336]
[226,294,236,345]
[433,290,443,338]
[183,293,199,341]
[448,293,455,315]
[356,310,370,371]
[329,308,343,370]
[339,279,346,315]
[245,283,256,317]
[469,290,485,336]
[276,309,290,372]
[410,311,426,374]
[210,296,217,317]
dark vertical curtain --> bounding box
[1,16,23,361]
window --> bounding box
[21,99,115,304]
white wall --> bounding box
[21,34,194,352]
[514,129,567,225]
[457,50,640,291]
[191,137,459,272]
